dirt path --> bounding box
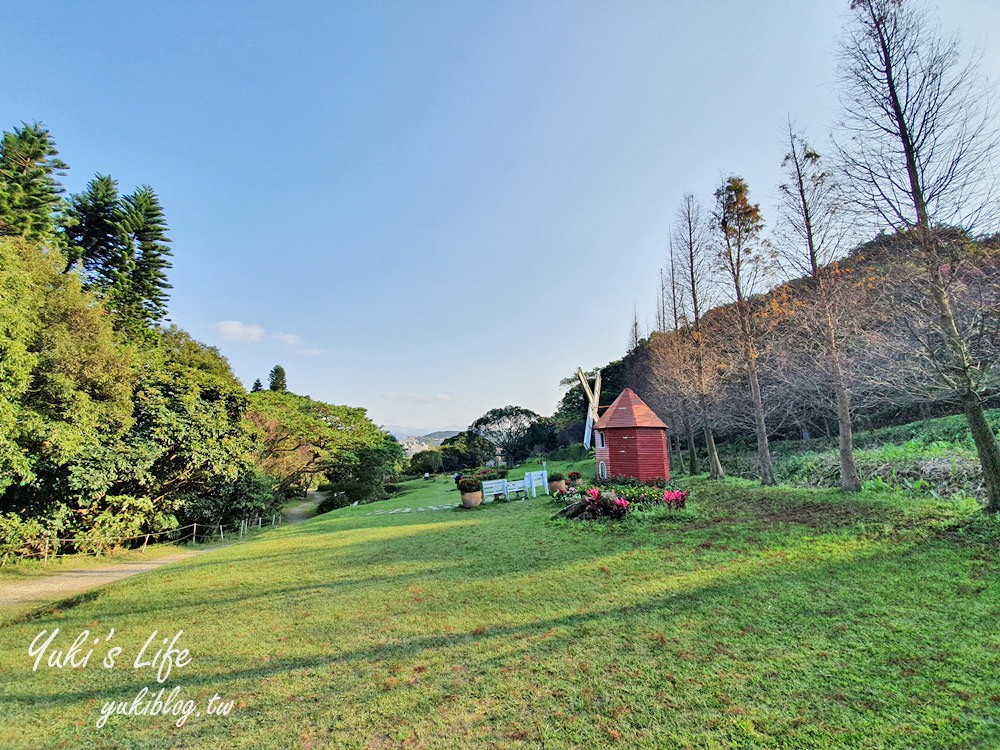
[0,493,322,621]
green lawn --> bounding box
[0,465,997,749]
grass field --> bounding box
[0,459,997,749]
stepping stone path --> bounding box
[368,504,458,515]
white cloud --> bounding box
[214,320,265,343]
[272,332,301,346]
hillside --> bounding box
[1,467,996,748]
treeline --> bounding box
[586,2,1000,512]
[0,123,402,558]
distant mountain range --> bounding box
[385,427,464,457]
[382,425,466,441]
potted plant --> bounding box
[547,472,567,494]
[567,471,582,487]
[458,477,483,508]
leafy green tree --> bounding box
[248,391,386,494]
[470,405,541,467]
[268,364,288,392]
[323,434,405,505]
[61,174,126,283]
[119,185,172,325]
[440,430,494,469]
[410,449,443,474]
[0,122,67,242]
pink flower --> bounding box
[587,487,601,501]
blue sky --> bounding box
[5,1,999,432]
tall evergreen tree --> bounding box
[62,174,127,284]
[251,378,263,393]
[268,365,288,392]
[0,122,68,242]
[121,185,173,324]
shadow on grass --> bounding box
[5,531,990,711]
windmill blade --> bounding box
[592,371,602,422]
[576,367,596,406]
[583,409,594,450]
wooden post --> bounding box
[192,522,197,545]
[219,524,224,542]
[142,533,150,553]
[271,515,275,526]
[258,517,262,529]
[43,537,49,566]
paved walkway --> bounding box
[0,551,202,614]
[0,493,322,620]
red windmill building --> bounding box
[593,388,670,482]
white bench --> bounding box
[505,479,527,499]
[482,479,508,501]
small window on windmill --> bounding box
[598,461,608,479]
[597,432,605,449]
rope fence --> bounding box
[8,514,285,566]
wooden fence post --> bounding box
[43,537,49,566]
[219,524,224,542]
[142,533,150,553]
[192,522,197,545]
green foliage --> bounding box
[410,449,443,474]
[0,122,67,242]
[248,390,389,496]
[440,430,494,469]
[268,364,287,392]
[470,405,541,466]
[323,435,406,505]
[62,176,173,332]
[457,477,482,493]
[251,378,263,392]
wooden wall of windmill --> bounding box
[593,388,670,482]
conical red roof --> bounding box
[594,388,667,429]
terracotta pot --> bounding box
[547,480,567,494]
[460,490,483,508]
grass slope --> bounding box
[0,464,997,749]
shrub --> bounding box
[548,472,564,481]
[568,471,581,481]
[316,491,350,514]
[458,478,482,493]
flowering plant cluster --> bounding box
[581,487,631,519]
[662,489,688,509]
[567,471,581,481]
[476,468,508,480]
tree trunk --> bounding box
[699,394,724,479]
[683,410,699,475]
[963,393,1000,513]
[823,303,861,492]
[746,356,775,485]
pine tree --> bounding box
[268,365,287,392]
[0,122,68,242]
[251,378,263,393]
[121,185,173,324]
[62,174,127,284]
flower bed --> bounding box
[552,483,689,521]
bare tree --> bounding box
[837,0,1000,511]
[713,176,776,485]
[776,122,862,491]
[673,195,725,478]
